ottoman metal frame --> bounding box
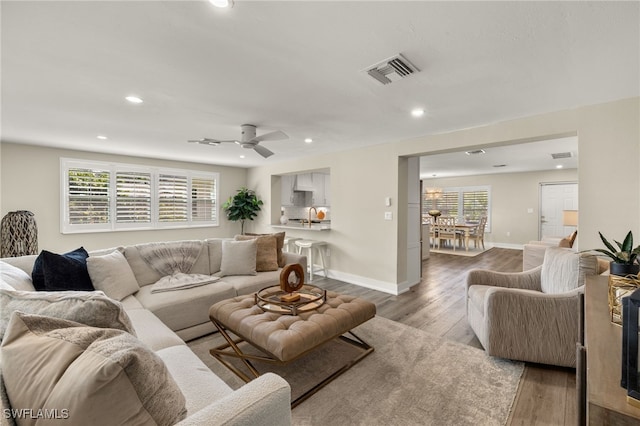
[209,304,374,408]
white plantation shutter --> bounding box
[116,171,151,223]
[192,177,216,222]
[67,168,110,225]
[158,173,188,222]
[61,158,219,233]
[462,189,489,222]
[436,191,459,217]
[423,185,491,231]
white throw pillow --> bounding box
[86,250,140,300]
[0,261,35,291]
[219,239,257,276]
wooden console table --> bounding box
[585,275,640,424]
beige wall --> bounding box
[0,143,248,252]
[1,97,637,294]
[423,168,578,247]
[248,97,639,294]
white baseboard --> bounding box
[316,269,409,296]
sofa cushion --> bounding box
[1,312,187,426]
[0,289,135,340]
[222,270,282,296]
[32,247,92,291]
[126,308,185,351]
[156,345,233,415]
[219,239,257,277]
[87,250,140,300]
[0,261,35,291]
[247,232,286,267]
[206,238,225,274]
[235,234,279,272]
[135,280,236,332]
[541,246,598,294]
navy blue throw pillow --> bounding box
[32,247,94,292]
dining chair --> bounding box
[469,216,487,249]
[436,216,459,250]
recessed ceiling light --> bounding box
[304,138,313,143]
[465,149,486,155]
[556,164,564,169]
[125,96,143,104]
[239,155,246,159]
[411,108,425,117]
[96,135,108,140]
[209,0,233,8]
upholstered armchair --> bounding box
[466,246,599,367]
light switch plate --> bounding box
[384,212,393,220]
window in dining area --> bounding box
[424,185,491,231]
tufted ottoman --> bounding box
[208,289,376,407]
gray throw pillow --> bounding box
[219,239,257,276]
[1,312,187,426]
[0,289,135,340]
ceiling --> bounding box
[420,135,578,179]
[1,1,638,176]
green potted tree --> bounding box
[222,187,263,234]
[593,231,640,276]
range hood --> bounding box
[292,191,312,207]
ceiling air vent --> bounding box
[364,54,419,85]
[551,152,573,159]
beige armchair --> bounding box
[466,246,599,367]
[522,232,577,271]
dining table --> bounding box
[454,223,479,251]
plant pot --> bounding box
[610,262,640,277]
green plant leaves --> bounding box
[222,187,263,234]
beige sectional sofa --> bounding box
[0,237,307,426]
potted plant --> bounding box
[222,187,263,235]
[593,231,640,276]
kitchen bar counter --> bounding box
[272,223,331,231]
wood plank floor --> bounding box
[314,247,577,425]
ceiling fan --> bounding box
[188,124,288,158]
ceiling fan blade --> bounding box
[252,130,288,143]
[188,138,221,145]
[253,144,274,158]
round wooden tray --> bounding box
[255,285,326,315]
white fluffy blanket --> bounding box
[150,273,220,293]
[137,241,204,276]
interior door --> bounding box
[539,182,578,239]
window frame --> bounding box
[424,185,491,232]
[60,158,219,234]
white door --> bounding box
[539,182,578,239]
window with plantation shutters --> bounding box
[192,177,216,222]
[158,173,188,222]
[116,171,151,223]
[67,168,110,225]
[61,158,219,233]
[422,185,491,231]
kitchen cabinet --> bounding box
[281,175,295,206]
[294,173,314,191]
[312,173,330,206]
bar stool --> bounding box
[283,237,302,253]
[294,239,328,282]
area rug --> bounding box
[430,245,491,257]
[188,315,523,425]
